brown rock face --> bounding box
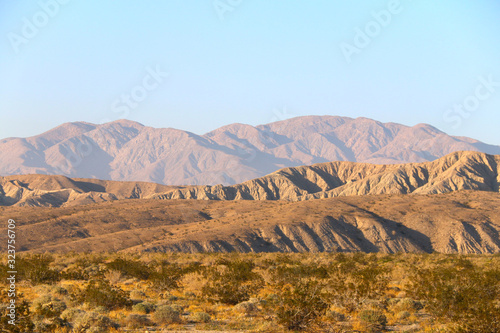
[1,151,499,207]
[1,191,500,254]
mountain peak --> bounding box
[1,116,499,185]
[102,119,145,128]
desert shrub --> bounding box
[180,271,207,297]
[0,291,34,333]
[267,280,328,331]
[52,285,68,296]
[75,279,132,310]
[407,259,500,332]
[358,309,387,331]
[152,305,181,324]
[396,310,411,321]
[61,254,106,280]
[326,258,389,312]
[105,257,150,280]
[325,310,346,322]
[17,254,60,284]
[392,297,422,313]
[132,301,155,314]
[73,311,118,333]
[60,308,85,322]
[234,300,258,315]
[272,262,329,285]
[129,289,146,300]
[193,311,211,323]
[123,313,151,329]
[149,261,185,292]
[32,295,67,317]
[171,304,184,313]
[29,294,68,332]
[202,258,263,305]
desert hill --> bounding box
[1,151,498,207]
[1,191,499,254]
[1,116,499,185]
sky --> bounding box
[1,1,499,145]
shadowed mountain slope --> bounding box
[1,191,499,254]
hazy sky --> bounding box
[1,1,499,144]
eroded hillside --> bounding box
[2,151,499,206]
[1,191,499,254]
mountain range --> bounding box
[1,116,499,185]
[1,151,498,207]
[1,151,500,254]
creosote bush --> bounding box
[17,254,60,284]
[75,279,132,310]
[407,257,500,332]
[358,309,387,331]
[152,305,181,324]
[202,257,263,305]
[193,311,211,323]
[1,252,499,332]
[267,280,329,331]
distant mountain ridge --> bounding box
[1,116,499,185]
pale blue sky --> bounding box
[1,1,499,144]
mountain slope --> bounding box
[1,116,499,185]
[1,191,499,254]
[1,151,499,207]
[151,151,500,201]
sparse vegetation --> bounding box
[1,252,499,332]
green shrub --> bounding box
[123,313,151,328]
[73,311,118,333]
[60,308,85,322]
[268,280,328,331]
[358,309,387,330]
[132,301,155,314]
[17,254,60,284]
[149,262,185,292]
[106,258,150,280]
[202,258,263,305]
[129,289,146,300]
[152,305,181,324]
[32,295,67,318]
[325,310,346,322]
[407,259,500,332]
[396,310,411,321]
[75,279,132,310]
[234,300,258,315]
[193,311,211,323]
[327,259,389,312]
[0,291,34,333]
